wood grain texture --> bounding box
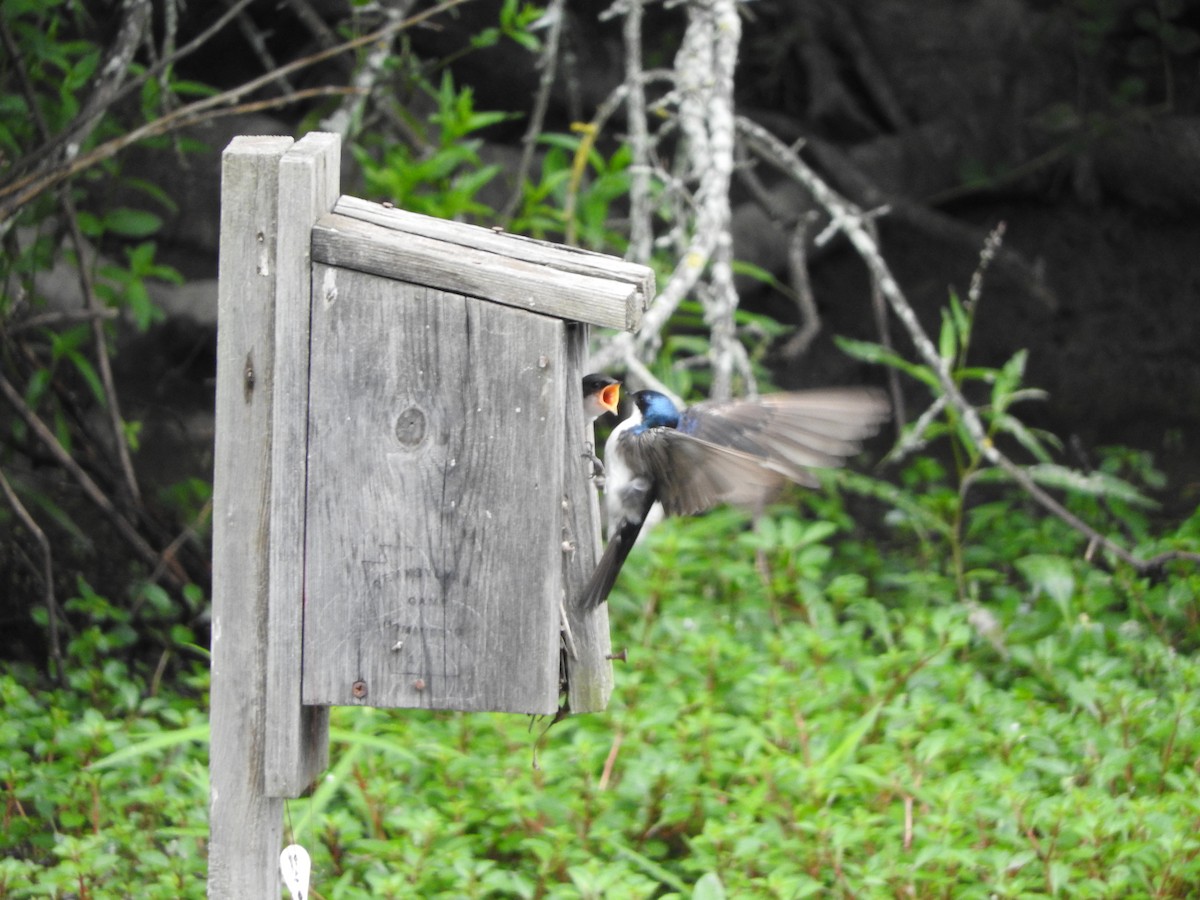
[302,264,567,714]
[561,324,614,712]
[210,134,291,900]
[263,133,338,797]
[312,212,643,331]
[334,195,655,314]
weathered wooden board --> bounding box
[334,195,655,310]
[311,212,643,331]
[560,324,614,712]
[210,135,290,899]
[264,132,337,797]
[302,264,566,714]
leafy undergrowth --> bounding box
[2,479,1200,898]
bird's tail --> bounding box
[579,515,644,609]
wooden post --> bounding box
[264,133,339,796]
[210,135,291,898]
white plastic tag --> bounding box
[280,844,311,900]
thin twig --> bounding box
[61,197,143,505]
[780,211,821,359]
[149,498,213,588]
[500,0,566,223]
[864,215,906,433]
[223,0,296,96]
[281,0,342,50]
[0,373,184,588]
[6,308,120,334]
[598,729,624,790]
[0,0,152,199]
[802,134,1057,312]
[0,465,62,682]
[320,1,413,139]
[1,4,143,504]
[0,0,471,223]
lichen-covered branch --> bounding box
[590,0,749,399]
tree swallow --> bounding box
[582,373,621,424]
[582,387,890,609]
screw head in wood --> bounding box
[351,680,368,699]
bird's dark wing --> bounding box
[579,430,784,608]
[678,388,890,485]
[620,427,790,517]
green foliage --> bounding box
[1,1,193,607]
[353,72,513,221]
[838,289,1159,605]
[0,585,210,898]
[469,0,546,53]
[3,476,1199,896]
[350,66,634,250]
[642,298,790,400]
[521,132,634,251]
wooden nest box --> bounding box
[211,134,654,818]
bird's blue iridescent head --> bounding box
[632,390,680,430]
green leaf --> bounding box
[833,470,954,538]
[102,208,162,238]
[693,872,726,900]
[948,290,971,344]
[609,841,690,893]
[88,724,209,770]
[990,412,1056,463]
[75,210,103,237]
[835,336,941,389]
[814,701,882,779]
[64,350,105,406]
[938,307,958,364]
[991,348,1028,412]
[1015,553,1076,619]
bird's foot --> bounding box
[582,443,606,488]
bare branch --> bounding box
[621,0,654,264]
[282,0,341,49]
[320,1,415,139]
[736,114,1200,575]
[6,308,119,335]
[223,0,296,96]
[0,374,184,589]
[500,0,567,223]
[0,465,62,681]
[1,4,143,504]
[2,0,151,192]
[779,212,821,359]
[592,0,744,397]
[0,0,472,225]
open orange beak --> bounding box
[599,382,621,415]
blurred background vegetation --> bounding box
[1,0,1199,896]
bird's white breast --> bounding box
[603,408,663,539]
